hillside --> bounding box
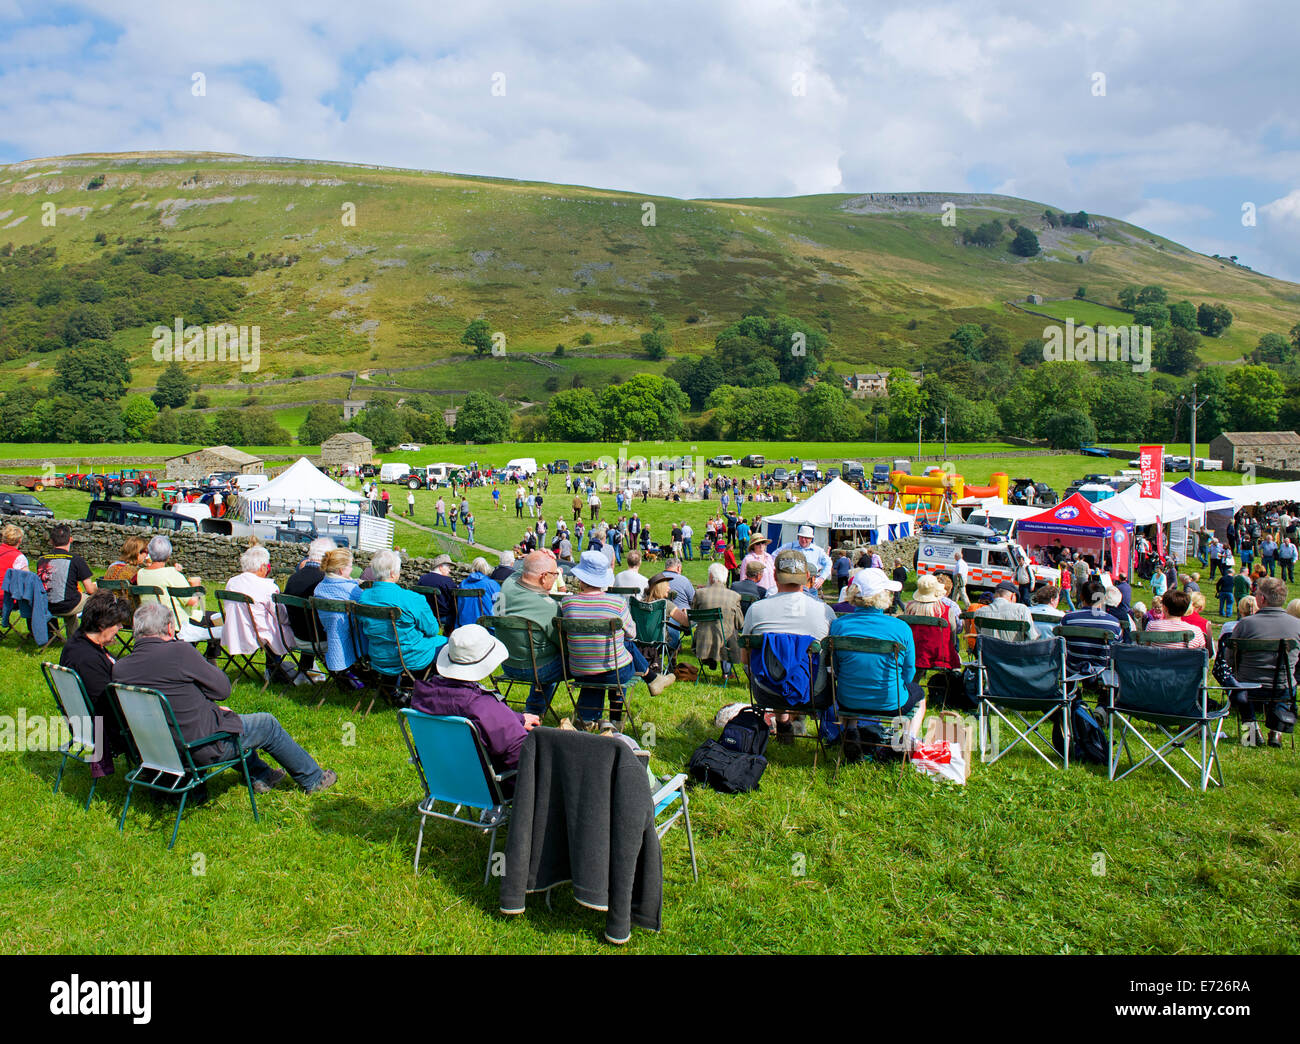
[1,151,1296,420]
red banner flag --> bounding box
[1138,445,1163,499]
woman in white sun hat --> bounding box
[412,623,540,773]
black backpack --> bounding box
[688,709,769,793]
[1051,697,1108,764]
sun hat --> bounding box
[572,549,615,588]
[435,624,509,682]
[774,549,810,583]
[797,525,815,539]
[853,567,901,597]
[910,573,944,603]
[747,533,771,550]
[646,570,674,588]
[431,554,452,568]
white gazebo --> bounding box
[763,477,913,548]
[238,458,392,551]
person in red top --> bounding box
[721,542,738,583]
[0,524,29,576]
[1184,591,1214,649]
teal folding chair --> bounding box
[652,772,698,882]
[687,606,737,687]
[823,634,910,777]
[110,683,259,849]
[398,709,513,885]
[41,661,111,809]
[628,596,670,671]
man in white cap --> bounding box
[412,624,539,774]
[774,525,833,591]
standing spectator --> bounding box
[739,534,777,594]
[681,521,694,561]
[435,496,447,527]
[407,490,416,517]
[589,489,601,520]
[1261,533,1278,577]
[1217,568,1235,618]
[1279,537,1297,583]
[890,558,909,612]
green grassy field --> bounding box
[2,577,1297,955]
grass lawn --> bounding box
[1,588,1297,955]
[1029,300,1138,326]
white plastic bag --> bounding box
[911,740,968,784]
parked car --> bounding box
[772,467,789,482]
[872,463,892,485]
[825,467,841,481]
[0,492,54,518]
[1008,478,1059,507]
[575,460,597,474]
[548,459,571,473]
[740,454,766,468]
[707,454,735,468]
[398,443,422,452]
[86,499,199,533]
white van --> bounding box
[379,462,411,483]
[229,473,269,493]
[505,457,538,476]
[916,524,1058,590]
[964,503,1041,541]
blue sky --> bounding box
[1,0,1297,282]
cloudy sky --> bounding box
[1,0,1297,281]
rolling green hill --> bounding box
[1,151,1296,418]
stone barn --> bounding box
[1209,431,1300,471]
[320,431,374,468]
[165,445,265,482]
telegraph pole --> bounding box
[942,408,948,459]
[1184,382,1209,480]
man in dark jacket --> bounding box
[489,550,516,585]
[112,603,337,793]
[1227,576,1300,747]
[411,624,538,774]
[283,537,335,678]
[416,554,458,633]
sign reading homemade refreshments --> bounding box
[1139,445,1164,499]
[832,515,877,528]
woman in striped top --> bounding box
[560,551,667,728]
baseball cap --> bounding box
[774,549,810,583]
[995,581,1018,596]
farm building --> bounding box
[320,431,374,468]
[165,445,265,482]
[1209,431,1300,471]
[343,399,367,421]
[842,372,890,398]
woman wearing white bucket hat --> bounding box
[412,623,539,774]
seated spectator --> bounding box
[613,548,649,598]
[1142,589,1206,649]
[1030,584,1065,638]
[225,544,300,686]
[660,557,696,648]
[283,537,336,681]
[741,549,837,742]
[498,550,567,717]
[1185,591,1214,651]
[1104,585,1134,639]
[113,602,337,793]
[455,556,502,629]
[1219,595,1256,641]
[830,568,925,744]
[738,534,776,594]
[643,570,691,660]
[975,581,1041,641]
[1288,598,1300,620]
[313,548,367,690]
[560,551,670,729]
[415,553,457,634]
[358,549,447,679]
[102,536,148,584]
[37,523,96,622]
[413,624,539,776]
[1222,577,1300,747]
[1061,578,1124,641]
[905,573,960,632]
[690,562,744,670]
[490,551,516,584]
[59,591,133,778]
[132,535,222,658]
[0,523,29,577]
[731,558,768,603]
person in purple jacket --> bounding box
[411,624,540,775]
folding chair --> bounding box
[1056,623,1121,698]
[609,586,640,597]
[96,578,135,653]
[109,683,259,849]
[687,606,736,687]
[453,588,492,631]
[41,661,111,809]
[1218,636,1299,749]
[213,590,270,687]
[652,772,698,882]
[823,634,910,777]
[351,601,433,708]
[478,614,562,722]
[976,634,1071,769]
[628,596,670,672]
[133,583,221,655]
[1106,645,1226,791]
[407,583,452,634]
[310,596,373,714]
[398,708,513,885]
[272,592,330,695]
[739,632,827,764]
[557,616,636,731]
[901,613,960,675]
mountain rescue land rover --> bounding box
[915,523,1059,591]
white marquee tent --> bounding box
[1101,483,1194,526]
[239,457,369,518]
[763,477,913,547]
[1200,480,1300,508]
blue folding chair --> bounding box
[977,634,1071,769]
[398,708,514,885]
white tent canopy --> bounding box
[1201,480,1300,508]
[763,477,913,547]
[240,457,368,518]
[1102,483,1194,526]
